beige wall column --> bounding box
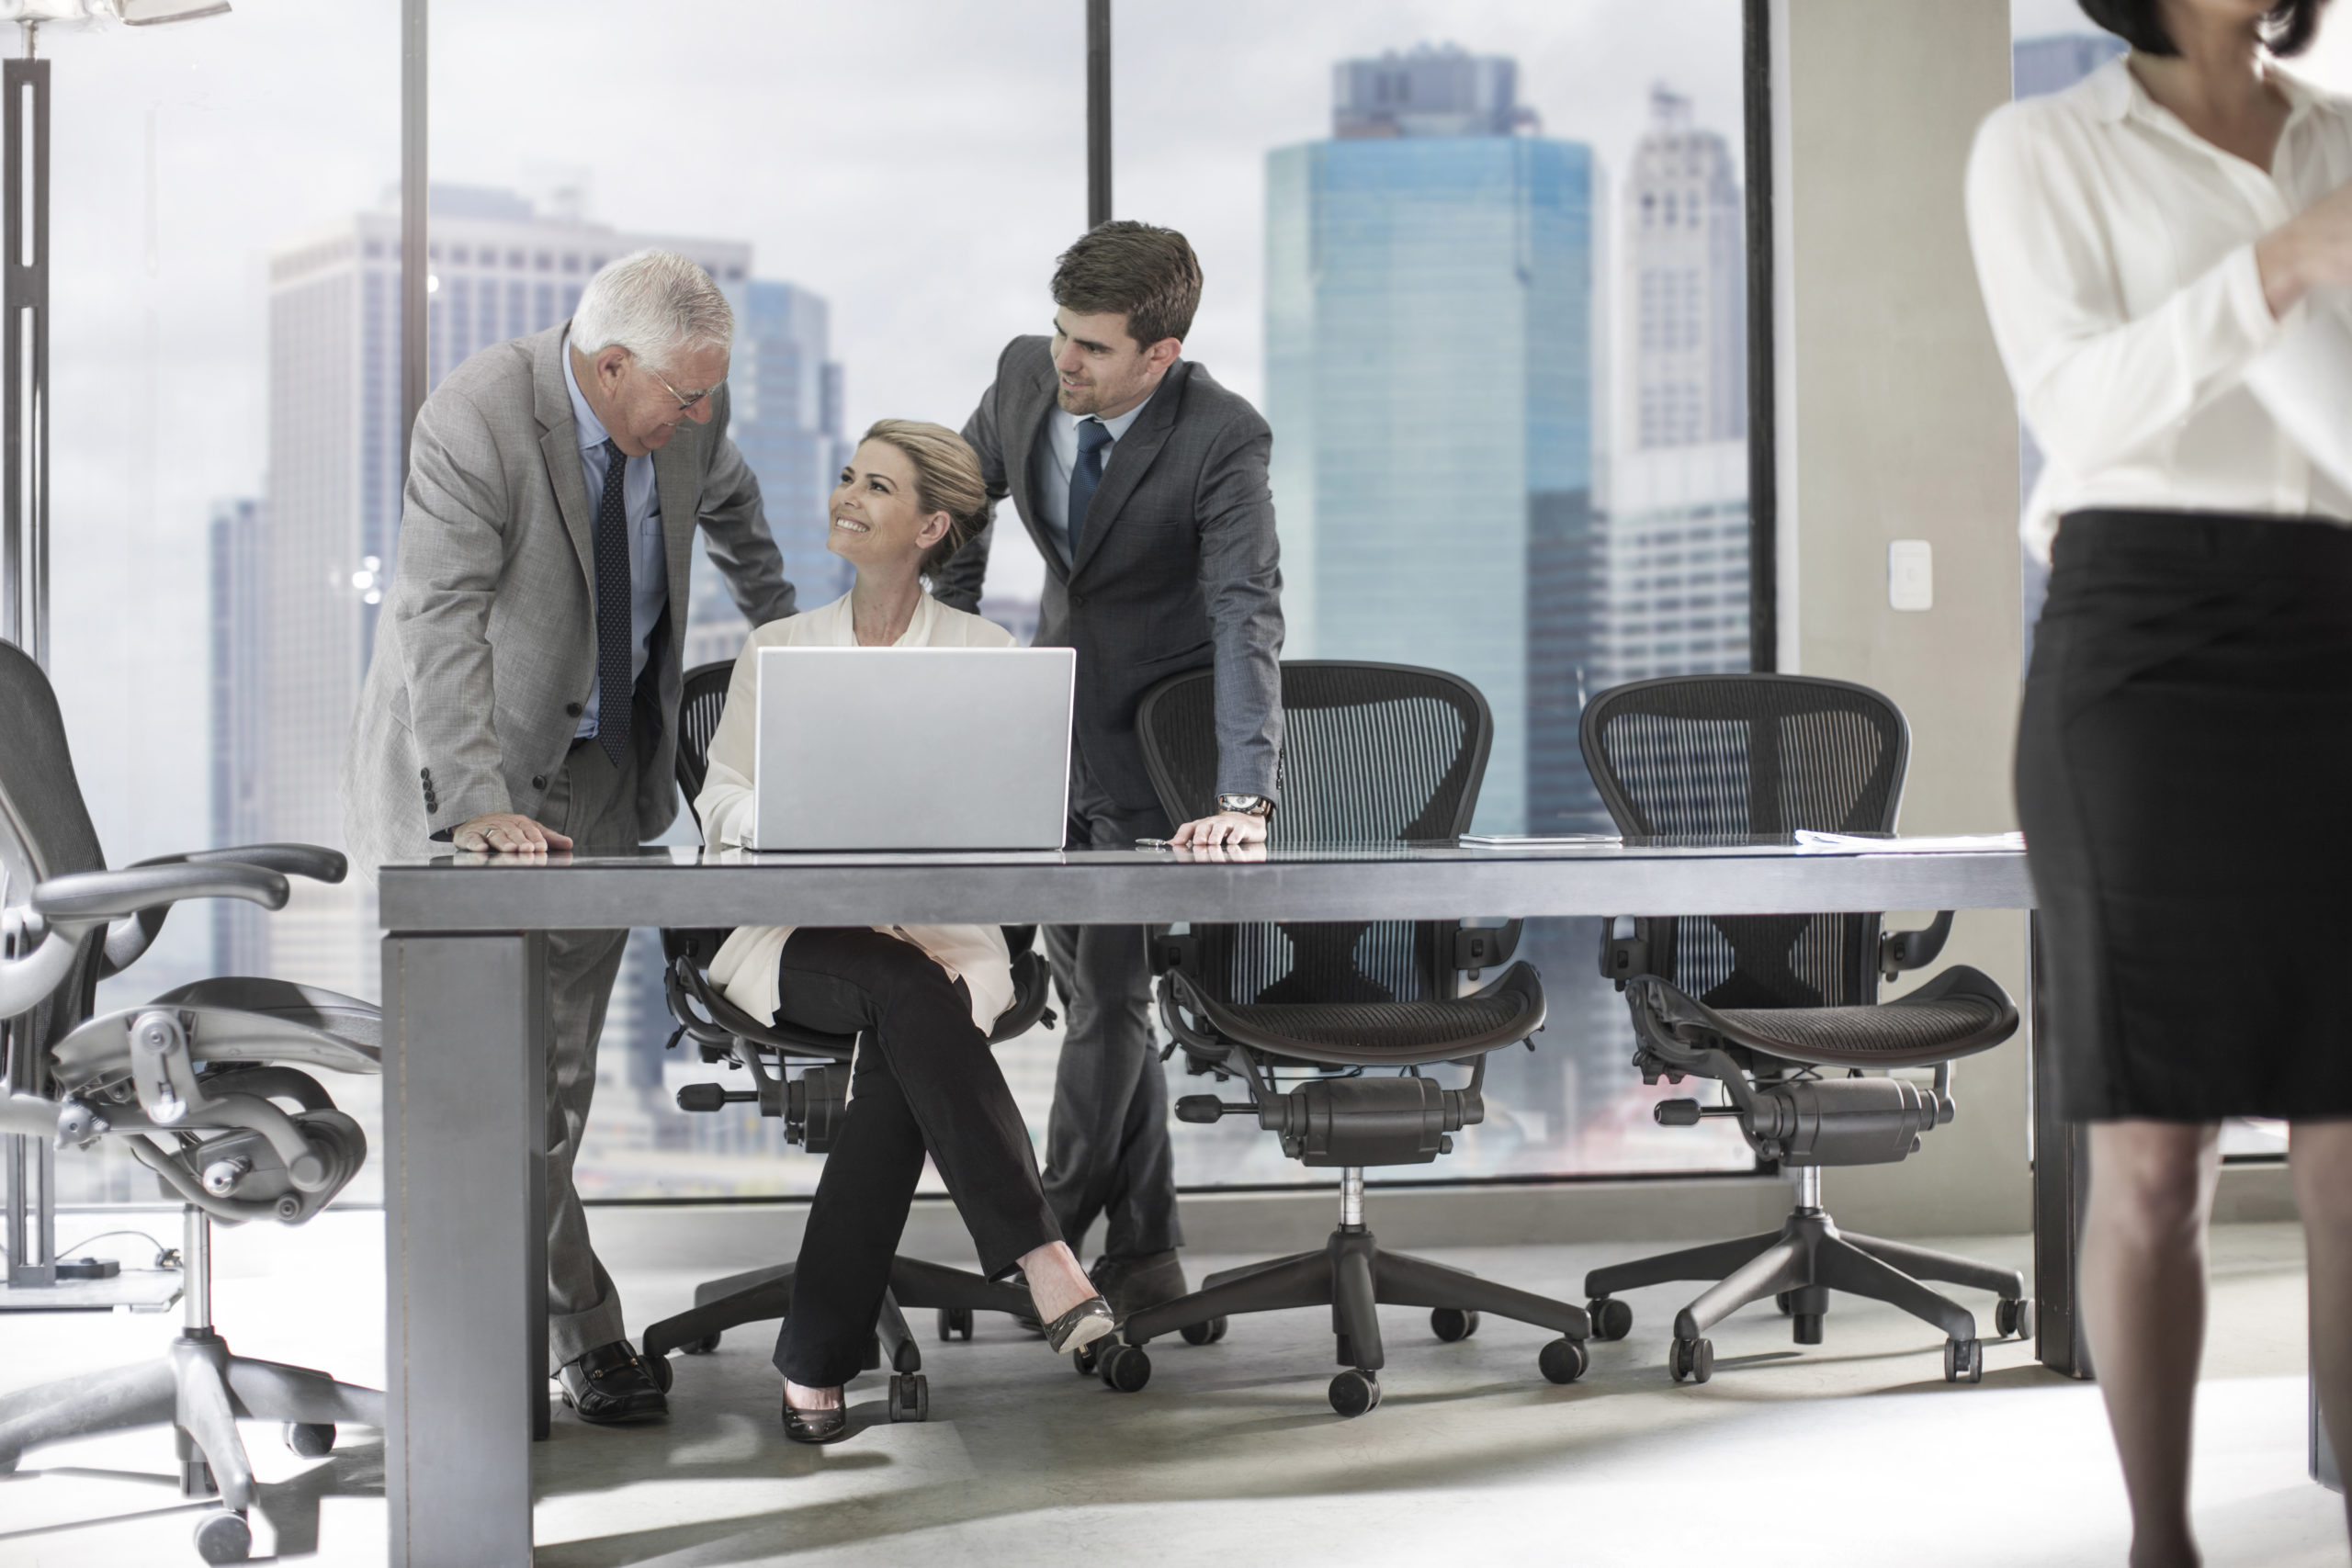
[1770,0,2027,1235]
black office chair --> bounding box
[637,660,1053,1422]
[1090,660,1590,1417]
[1577,674,2027,1384]
[0,639,381,1565]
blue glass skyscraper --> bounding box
[1267,46,1598,833]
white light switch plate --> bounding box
[1888,539,1933,612]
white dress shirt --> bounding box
[560,335,669,738]
[695,592,1020,1032]
[1029,388,1158,561]
[1966,56,2352,561]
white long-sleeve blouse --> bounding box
[695,592,1019,1033]
[1965,55,2352,561]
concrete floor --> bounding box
[0,1212,2343,1568]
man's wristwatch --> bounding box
[1217,794,1275,820]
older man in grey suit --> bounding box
[343,249,795,1424]
[934,221,1284,1319]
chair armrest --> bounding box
[141,843,348,885]
[89,847,338,979]
[1879,910,1955,981]
[34,862,288,925]
[1454,919,1522,975]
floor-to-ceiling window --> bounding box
[22,1,1767,1213]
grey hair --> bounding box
[570,248,733,371]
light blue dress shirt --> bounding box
[1029,388,1157,564]
[561,336,669,740]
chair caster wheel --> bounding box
[937,1306,974,1342]
[684,1332,721,1355]
[1995,1297,2036,1340]
[1588,1297,1633,1341]
[193,1507,252,1563]
[1072,1339,1101,1375]
[1098,1342,1151,1393]
[1430,1307,1481,1343]
[888,1371,930,1421]
[1180,1315,1228,1346]
[1774,1291,1794,1315]
[1943,1337,1984,1383]
[1537,1337,1587,1384]
[1669,1336,1713,1384]
[285,1421,335,1458]
[643,1351,675,1393]
[1329,1368,1381,1417]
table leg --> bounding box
[2028,913,2094,1379]
[383,931,546,1568]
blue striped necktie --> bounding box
[593,436,633,764]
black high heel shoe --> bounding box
[1042,1295,1116,1356]
[781,1387,850,1445]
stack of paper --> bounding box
[1792,830,2024,855]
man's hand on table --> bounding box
[452,812,574,855]
[1170,811,1267,851]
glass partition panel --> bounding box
[38,0,401,1205]
[425,0,1085,1200]
[1118,0,1758,1186]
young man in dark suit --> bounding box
[933,221,1284,1317]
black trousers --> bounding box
[773,927,1061,1389]
[1042,755,1183,1260]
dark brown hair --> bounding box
[1050,220,1204,351]
[857,419,988,577]
[2076,0,2330,56]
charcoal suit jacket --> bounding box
[934,337,1284,814]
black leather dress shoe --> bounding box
[782,1389,851,1444]
[557,1341,669,1426]
[1090,1250,1189,1319]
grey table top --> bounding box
[376,837,2036,932]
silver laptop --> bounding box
[749,646,1076,852]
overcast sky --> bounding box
[27,0,2352,989]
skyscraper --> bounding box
[1605,84,1750,687]
[263,186,837,997]
[208,497,268,978]
[1267,45,1597,834]
[685,278,851,671]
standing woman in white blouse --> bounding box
[695,421,1114,1443]
[1968,0,2352,1559]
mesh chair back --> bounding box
[673,660,736,810]
[0,639,109,1070]
[1579,674,1908,1010]
[1136,661,1490,1010]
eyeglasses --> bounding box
[642,361,721,413]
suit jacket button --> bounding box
[1069,592,1087,608]
[565,702,582,717]
[531,774,548,791]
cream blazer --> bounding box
[695,592,1019,1032]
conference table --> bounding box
[376,835,2064,1567]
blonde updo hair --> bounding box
[859,419,988,577]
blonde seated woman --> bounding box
[695,420,1114,1443]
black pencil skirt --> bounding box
[2016,508,2352,1122]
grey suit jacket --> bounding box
[341,323,797,876]
[934,338,1283,813]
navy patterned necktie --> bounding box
[593,436,634,764]
[1068,417,1113,558]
